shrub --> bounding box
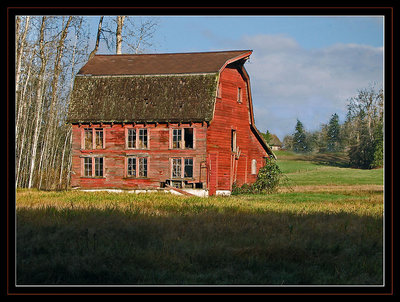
[232,159,287,195]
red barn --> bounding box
[67,50,275,196]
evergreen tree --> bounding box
[326,113,341,152]
[260,130,272,144]
[292,119,309,153]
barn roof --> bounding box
[77,50,252,76]
[67,50,252,124]
[67,73,218,124]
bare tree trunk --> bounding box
[27,17,47,189]
[40,16,73,189]
[89,16,104,59]
[15,16,30,95]
[59,126,71,188]
[116,16,125,54]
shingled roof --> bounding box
[67,50,252,124]
[77,50,252,76]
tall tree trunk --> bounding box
[116,16,125,54]
[15,16,30,95]
[27,17,47,189]
[89,16,104,59]
[40,16,73,189]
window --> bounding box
[231,129,237,152]
[126,156,147,178]
[138,157,148,177]
[138,129,148,149]
[184,158,193,178]
[127,129,136,149]
[172,129,182,149]
[251,159,257,175]
[83,128,104,150]
[95,129,104,149]
[84,157,92,177]
[172,157,193,179]
[95,157,103,177]
[126,128,148,149]
[127,157,136,177]
[237,87,242,103]
[172,128,194,149]
[84,128,93,150]
[184,128,193,149]
[172,158,182,178]
[83,157,104,177]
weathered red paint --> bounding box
[70,56,270,194]
[206,65,269,193]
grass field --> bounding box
[16,151,384,285]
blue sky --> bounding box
[91,15,384,140]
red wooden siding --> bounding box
[71,122,207,189]
[206,65,269,192]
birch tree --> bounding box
[27,16,47,189]
[116,16,125,54]
[15,15,159,189]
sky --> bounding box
[91,15,384,140]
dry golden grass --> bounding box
[15,151,384,285]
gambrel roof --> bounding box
[77,50,252,76]
[67,50,252,124]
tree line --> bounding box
[282,86,384,169]
[15,16,158,189]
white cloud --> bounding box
[240,34,383,139]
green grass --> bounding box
[275,150,383,186]
[16,152,384,285]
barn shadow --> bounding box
[15,204,383,286]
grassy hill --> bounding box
[15,152,384,286]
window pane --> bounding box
[251,159,257,175]
[237,87,242,103]
[184,128,193,149]
[139,157,147,177]
[128,129,136,149]
[231,130,237,152]
[84,128,93,150]
[138,129,148,149]
[84,157,92,177]
[95,157,103,177]
[184,158,193,178]
[173,129,182,149]
[172,158,182,178]
[127,157,136,177]
[95,128,103,149]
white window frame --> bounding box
[125,156,148,178]
[171,157,194,179]
[82,156,104,178]
[170,127,194,149]
[82,127,105,150]
[126,127,149,150]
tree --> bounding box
[292,119,309,153]
[116,16,125,54]
[282,135,293,150]
[89,16,104,59]
[92,16,159,55]
[326,113,341,152]
[260,130,272,144]
[346,86,384,169]
[15,15,160,189]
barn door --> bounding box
[207,153,218,196]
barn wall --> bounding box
[206,65,268,191]
[71,122,207,189]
